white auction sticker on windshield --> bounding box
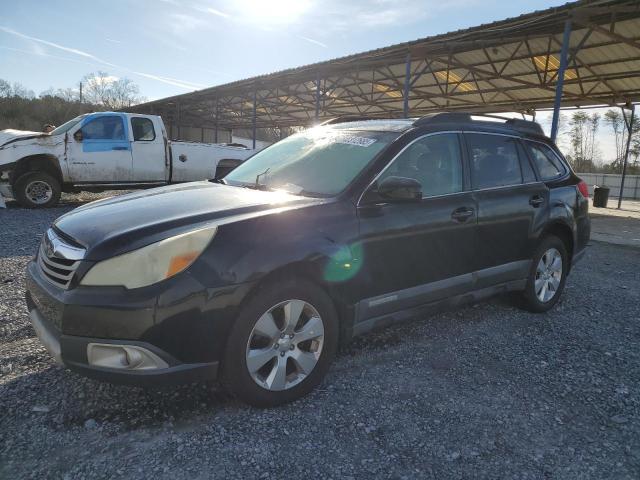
[334,135,377,147]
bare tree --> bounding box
[81,71,144,110]
[0,79,35,99]
[604,109,627,170]
[565,111,600,172]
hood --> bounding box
[53,181,322,259]
[0,129,50,148]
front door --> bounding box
[464,132,549,288]
[356,132,477,320]
[67,114,132,183]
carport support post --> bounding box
[315,72,321,121]
[403,52,411,118]
[176,102,181,140]
[252,89,257,150]
[214,98,219,143]
[550,19,572,142]
[618,104,635,209]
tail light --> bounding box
[577,180,589,199]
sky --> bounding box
[0,0,624,160]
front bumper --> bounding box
[0,182,12,207]
[25,260,251,386]
[27,306,218,385]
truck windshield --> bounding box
[50,115,86,136]
[224,127,397,197]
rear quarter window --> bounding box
[131,117,156,141]
[525,141,567,180]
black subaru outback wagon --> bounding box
[26,113,590,406]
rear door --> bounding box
[356,132,478,320]
[67,114,132,182]
[464,132,549,287]
[130,117,167,182]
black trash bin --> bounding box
[593,185,610,208]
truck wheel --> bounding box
[14,172,61,208]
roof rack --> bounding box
[413,112,545,137]
[319,115,377,126]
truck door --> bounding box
[67,114,132,182]
[130,117,167,182]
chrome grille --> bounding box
[37,229,85,290]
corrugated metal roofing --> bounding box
[129,0,640,133]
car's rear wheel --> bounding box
[521,235,568,312]
[222,279,338,407]
[14,172,61,208]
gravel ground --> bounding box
[1,192,640,479]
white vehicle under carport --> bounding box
[0,112,255,208]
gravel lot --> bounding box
[1,192,639,479]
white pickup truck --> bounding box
[0,112,255,208]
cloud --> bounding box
[104,37,122,44]
[204,7,230,18]
[0,45,103,69]
[90,75,120,86]
[0,26,109,62]
[0,26,202,91]
[132,72,208,90]
[166,13,209,35]
[298,35,327,48]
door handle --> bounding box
[112,146,128,151]
[529,195,545,207]
[451,207,474,222]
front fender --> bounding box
[0,142,67,179]
[0,148,19,173]
[189,201,360,294]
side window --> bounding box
[466,133,523,189]
[525,142,566,180]
[378,133,463,197]
[131,117,156,141]
[517,141,537,183]
[81,115,125,141]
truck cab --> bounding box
[0,112,255,208]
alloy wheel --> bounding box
[535,248,563,302]
[245,299,325,391]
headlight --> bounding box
[80,226,217,289]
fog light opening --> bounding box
[87,343,169,370]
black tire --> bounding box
[222,279,339,407]
[520,235,569,313]
[14,171,61,208]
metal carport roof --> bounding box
[129,0,640,136]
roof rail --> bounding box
[319,115,375,125]
[413,112,545,137]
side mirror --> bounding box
[377,176,422,202]
[73,130,83,142]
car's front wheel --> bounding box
[14,171,61,208]
[521,235,568,313]
[222,279,338,407]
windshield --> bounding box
[50,115,87,136]
[224,127,396,197]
